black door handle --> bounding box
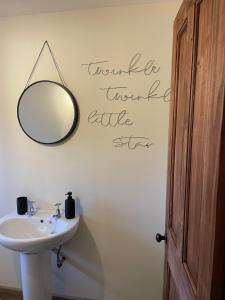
[156,233,166,243]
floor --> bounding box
[0,290,22,300]
[0,290,70,300]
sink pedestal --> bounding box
[20,251,52,300]
[0,211,79,299]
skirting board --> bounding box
[0,286,94,300]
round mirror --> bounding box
[17,80,79,145]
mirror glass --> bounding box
[17,81,79,144]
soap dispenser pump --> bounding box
[65,192,75,219]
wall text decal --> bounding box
[82,52,170,150]
[82,53,160,77]
[88,110,133,127]
[100,83,170,103]
[112,136,154,150]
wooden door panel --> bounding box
[168,269,180,300]
[168,231,195,300]
[169,4,195,256]
[166,3,195,299]
[183,0,212,290]
[170,18,192,255]
[162,0,225,299]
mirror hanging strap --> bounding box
[25,40,66,89]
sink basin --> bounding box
[0,211,79,253]
[0,210,80,300]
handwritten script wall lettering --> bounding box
[82,53,170,150]
[81,53,160,77]
[100,84,170,103]
[113,136,154,150]
[88,110,133,127]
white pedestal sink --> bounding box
[0,211,79,300]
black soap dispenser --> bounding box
[65,192,75,219]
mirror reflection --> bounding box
[17,81,79,144]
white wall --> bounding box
[0,2,181,300]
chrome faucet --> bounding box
[53,203,62,220]
[26,201,37,217]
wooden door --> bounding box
[156,0,225,299]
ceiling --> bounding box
[0,0,171,17]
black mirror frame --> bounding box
[17,80,79,145]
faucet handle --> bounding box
[28,200,36,211]
[26,200,38,216]
[54,203,62,209]
[53,203,62,219]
